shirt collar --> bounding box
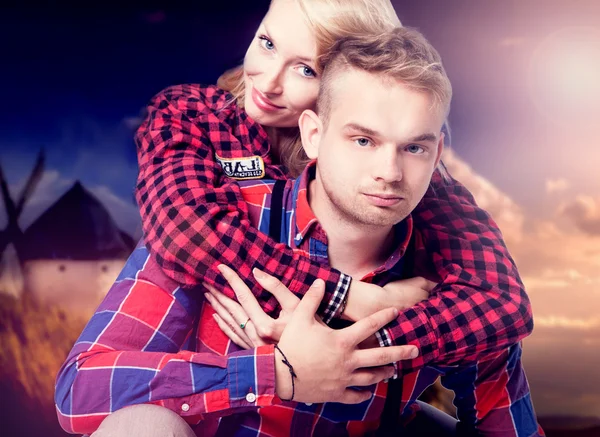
[292,161,320,245]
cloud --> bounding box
[558,195,600,235]
[546,178,570,194]
[443,150,600,418]
[535,316,600,330]
[442,149,525,244]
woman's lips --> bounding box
[251,87,283,112]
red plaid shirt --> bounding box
[55,164,543,436]
[134,84,533,374]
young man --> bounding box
[55,28,543,436]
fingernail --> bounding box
[410,347,419,359]
[212,313,219,322]
[311,279,323,288]
[205,293,214,303]
[393,308,399,317]
[217,264,229,276]
[253,268,266,280]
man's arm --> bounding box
[135,84,349,323]
[54,248,279,435]
[438,343,544,436]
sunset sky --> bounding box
[1,0,599,419]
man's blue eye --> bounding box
[407,144,424,154]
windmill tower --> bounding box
[0,151,45,297]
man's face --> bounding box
[308,68,445,229]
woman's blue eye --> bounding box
[259,36,274,50]
[301,66,316,77]
[355,138,371,147]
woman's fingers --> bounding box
[204,285,253,346]
[217,265,275,328]
[212,314,253,350]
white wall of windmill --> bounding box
[0,243,24,297]
[22,258,127,314]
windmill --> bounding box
[0,150,45,296]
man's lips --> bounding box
[363,193,404,207]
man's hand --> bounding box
[343,277,436,321]
[275,279,419,404]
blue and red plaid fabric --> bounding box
[56,164,543,436]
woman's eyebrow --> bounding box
[262,24,316,66]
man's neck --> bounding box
[308,180,394,279]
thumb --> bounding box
[422,278,437,293]
[294,279,325,321]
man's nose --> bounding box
[373,149,403,183]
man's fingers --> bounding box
[338,389,372,405]
[216,265,273,327]
[252,268,300,311]
[342,307,399,346]
[352,345,418,368]
[350,367,395,387]
[293,279,325,321]
[212,314,253,350]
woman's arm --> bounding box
[54,247,278,435]
[134,84,349,322]
[382,168,533,373]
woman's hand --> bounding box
[344,277,436,321]
[204,265,301,349]
[382,276,436,309]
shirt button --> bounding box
[181,403,190,412]
[305,403,313,406]
[295,233,302,240]
[246,392,256,403]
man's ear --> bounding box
[298,109,322,160]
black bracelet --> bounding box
[274,344,297,402]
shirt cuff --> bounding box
[228,345,277,409]
[376,327,399,379]
[321,273,352,324]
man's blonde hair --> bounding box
[317,27,452,128]
[217,0,401,175]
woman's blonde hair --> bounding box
[217,0,402,176]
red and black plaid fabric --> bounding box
[134,84,533,373]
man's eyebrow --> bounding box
[408,133,438,143]
[342,122,380,137]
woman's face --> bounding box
[243,0,320,128]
